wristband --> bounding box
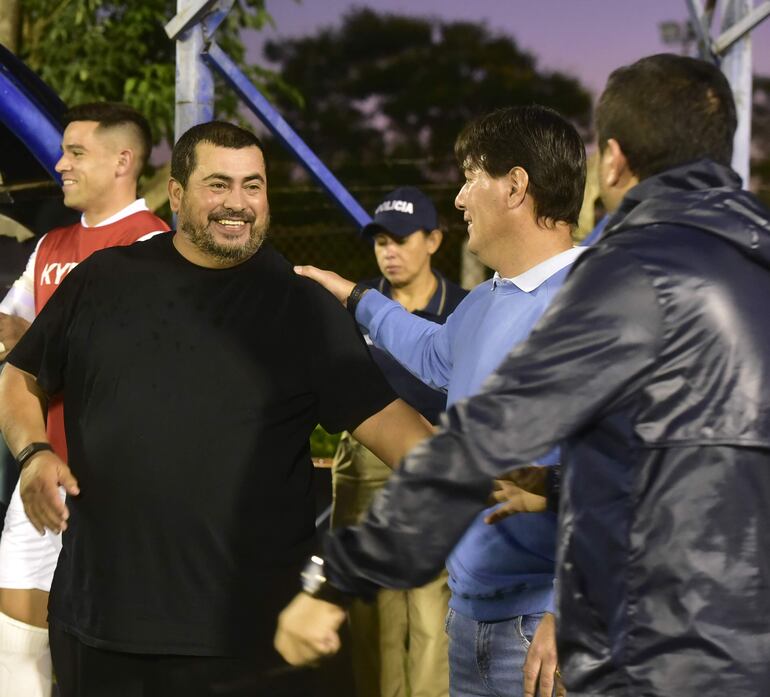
[346,283,370,319]
[16,442,53,470]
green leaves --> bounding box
[18,0,279,145]
[264,8,593,185]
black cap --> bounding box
[361,186,438,240]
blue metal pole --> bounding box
[203,41,372,229]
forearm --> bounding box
[0,313,32,359]
[351,398,433,468]
[324,426,494,595]
[0,364,48,455]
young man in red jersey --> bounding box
[0,102,169,697]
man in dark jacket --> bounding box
[276,54,770,696]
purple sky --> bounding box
[251,0,770,98]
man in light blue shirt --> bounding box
[294,105,586,697]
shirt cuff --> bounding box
[544,585,557,614]
[534,447,560,467]
[355,289,397,332]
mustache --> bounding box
[208,208,256,223]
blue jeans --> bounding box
[446,608,547,697]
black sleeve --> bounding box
[321,244,664,595]
[302,279,397,434]
[6,261,89,396]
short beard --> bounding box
[180,210,269,265]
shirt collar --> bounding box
[81,198,149,228]
[493,246,587,292]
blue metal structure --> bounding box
[204,42,371,229]
[0,44,65,179]
[684,0,770,185]
[165,1,372,229]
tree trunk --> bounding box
[0,0,21,53]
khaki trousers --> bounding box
[331,433,450,697]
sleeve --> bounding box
[356,289,455,391]
[321,245,664,595]
[6,260,90,396]
[306,281,397,434]
[0,240,41,322]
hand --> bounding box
[19,450,79,534]
[484,466,549,524]
[523,613,566,697]
[0,312,31,360]
[293,265,356,306]
[274,592,347,666]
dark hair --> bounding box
[171,121,266,187]
[64,102,153,173]
[454,105,586,226]
[595,54,737,179]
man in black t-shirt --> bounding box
[0,121,432,697]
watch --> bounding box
[300,555,353,607]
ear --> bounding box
[601,138,629,188]
[425,228,443,255]
[506,166,529,210]
[168,178,183,214]
[115,148,134,177]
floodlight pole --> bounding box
[169,0,220,144]
[721,0,753,184]
[686,0,770,186]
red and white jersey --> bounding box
[34,206,168,312]
[0,198,169,459]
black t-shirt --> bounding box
[9,233,395,656]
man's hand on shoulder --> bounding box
[0,312,31,360]
[294,265,356,306]
[274,592,346,666]
[20,450,79,535]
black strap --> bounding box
[16,442,53,470]
[346,282,370,319]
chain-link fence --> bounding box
[266,182,470,285]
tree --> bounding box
[13,0,291,145]
[264,8,593,186]
[753,76,770,206]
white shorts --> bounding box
[0,482,63,591]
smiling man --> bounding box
[0,102,168,697]
[292,106,586,697]
[0,120,431,697]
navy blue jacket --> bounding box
[323,160,770,696]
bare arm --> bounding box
[351,398,433,469]
[0,313,31,360]
[0,364,79,533]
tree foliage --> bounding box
[18,0,288,144]
[264,9,593,185]
[753,76,770,206]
